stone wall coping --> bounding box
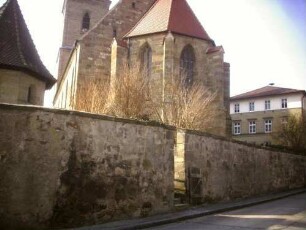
[0,103,176,130]
[178,128,306,157]
[1,103,304,157]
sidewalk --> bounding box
[70,188,306,230]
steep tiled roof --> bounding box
[0,0,56,89]
[231,86,306,101]
[125,0,213,41]
[0,0,8,16]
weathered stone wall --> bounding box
[55,0,156,108]
[77,0,156,85]
[128,33,228,136]
[0,104,305,229]
[0,104,175,229]
[0,69,46,105]
[58,0,111,80]
[182,130,306,204]
[128,33,218,92]
[223,63,231,137]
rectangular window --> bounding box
[265,100,271,110]
[233,122,241,135]
[265,119,272,133]
[234,103,240,113]
[281,98,287,108]
[249,102,255,112]
[249,121,256,134]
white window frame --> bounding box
[265,100,271,110]
[234,103,240,113]
[249,102,255,112]
[233,122,241,135]
[281,98,287,109]
[249,121,256,134]
[265,119,272,133]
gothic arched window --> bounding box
[82,13,90,32]
[141,43,152,77]
[180,45,195,85]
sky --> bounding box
[0,0,305,107]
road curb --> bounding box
[71,188,306,230]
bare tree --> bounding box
[105,65,152,120]
[274,114,306,153]
[75,65,220,133]
[154,78,221,132]
[75,79,109,114]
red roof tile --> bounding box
[115,39,128,48]
[125,0,213,41]
[231,86,306,101]
[206,46,224,54]
[0,0,56,89]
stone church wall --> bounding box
[128,33,228,136]
[0,104,305,229]
[129,33,166,103]
[76,0,156,86]
[58,0,111,79]
[128,33,218,92]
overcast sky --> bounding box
[1,0,305,106]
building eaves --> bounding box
[230,86,306,101]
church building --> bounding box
[0,0,56,105]
[53,0,231,136]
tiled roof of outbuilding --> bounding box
[231,86,306,101]
[0,1,7,16]
[125,0,213,42]
[0,0,56,89]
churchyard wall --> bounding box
[0,103,305,229]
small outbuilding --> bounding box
[0,0,56,105]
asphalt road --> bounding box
[147,193,306,230]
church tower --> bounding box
[58,0,111,84]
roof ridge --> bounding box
[12,0,27,66]
[179,0,211,41]
[231,85,306,101]
[166,0,174,31]
[125,0,213,41]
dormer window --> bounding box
[82,12,90,32]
